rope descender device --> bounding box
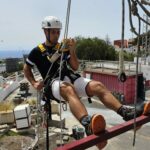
[118,71,127,82]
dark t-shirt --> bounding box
[26,43,70,79]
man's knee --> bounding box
[87,81,108,96]
[95,82,107,91]
[60,82,75,99]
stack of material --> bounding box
[13,104,31,129]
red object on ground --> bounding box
[83,70,143,104]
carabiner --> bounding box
[62,102,67,111]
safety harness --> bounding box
[38,43,80,83]
[38,43,61,62]
[38,43,68,119]
[38,42,91,115]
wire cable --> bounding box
[133,17,141,146]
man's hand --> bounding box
[66,38,76,52]
[32,81,44,91]
[60,38,79,70]
[61,38,76,52]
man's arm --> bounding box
[68,39,79,71]
[23,64,43,91]
[23,64,36,85]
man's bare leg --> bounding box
[86,81,122,112]
[60,82,107,137]
[60,83,88,121]
[86,80,150,121]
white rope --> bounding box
[58,0,72,145]
[35,91,42,148]
[118,0,127,83]
[119,0,125,75]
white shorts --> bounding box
[51,76,91,101]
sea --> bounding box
[0,50,30,59]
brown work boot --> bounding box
[85,114,106,135]
[117,102,150,121]
[84,114,107,150]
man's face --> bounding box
[45,28,60,44]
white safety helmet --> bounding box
[42,16,62,29]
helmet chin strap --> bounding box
[46,29,52,46]
[45,29,58,47]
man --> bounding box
[24,16,150,137]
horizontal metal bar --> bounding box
[55,115,150,150]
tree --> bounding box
[75,36,116,60]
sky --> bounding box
[0,0,148,51]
